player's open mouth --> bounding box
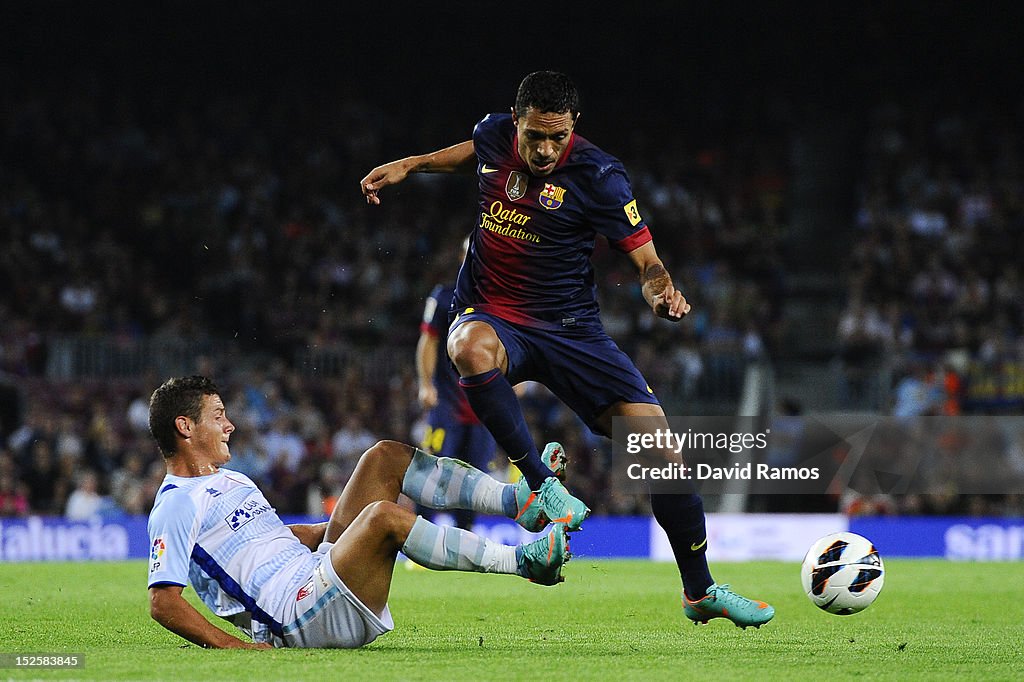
[534,160,554,172]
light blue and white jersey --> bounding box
[147,468,318,642]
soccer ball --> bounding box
[800,532,884,615]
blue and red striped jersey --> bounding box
[453,113,651,330]
[421,284,480,424]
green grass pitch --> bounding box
[1,559,1021,681]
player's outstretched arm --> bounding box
[360,140,476,205]
[627,241,691,321]
[149,585,272,650]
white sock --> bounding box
[401,448,513,516]
[402,516,518,574]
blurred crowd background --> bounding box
[2,3,1022,520]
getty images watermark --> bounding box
[611,415,1024,495]
[623,428,820,482]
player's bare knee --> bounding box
[447,325,499,375]
[361,500,413,542]
[360,440,413,478]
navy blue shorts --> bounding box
[450,311,658,433]
[422,409,498,472]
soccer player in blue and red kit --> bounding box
[361,71,773,628]
[417,273,499,530]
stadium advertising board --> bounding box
[651,514,847,562]
[851,517,1024,561]
[0,516,141,561]
[2,514,1021,561]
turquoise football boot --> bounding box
[512,442,571,532]
[516,523,570,585]
[682,583,775,629]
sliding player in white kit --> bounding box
[146,376,568,649]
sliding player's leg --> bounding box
[328,500,569,619]
[326,439,570,540]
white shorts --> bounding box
[275,542,394,648]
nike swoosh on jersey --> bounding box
[481,164,500,174]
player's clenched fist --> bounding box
[652,284,690,321]
[642,263,690,321]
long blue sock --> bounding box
[650,492,714,599]
[459,369,551,489]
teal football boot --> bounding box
[682,583,775,629]
[516,523,570,585]
[512,442,571,532]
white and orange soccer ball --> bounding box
[801,532,885,615]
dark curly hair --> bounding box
[149,375,220,457]
[514,71,579,119]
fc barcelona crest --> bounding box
[539,183,567,210]
[506,171,528,201]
